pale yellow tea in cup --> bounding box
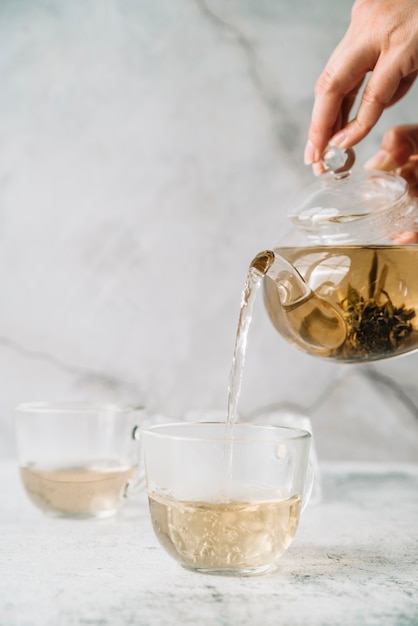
[20,464,138,518]
[15,402,144,519]
[141,422,312,576]
[149,492,301,572]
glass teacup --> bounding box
[15,402,145,519]
[141,421,313,576]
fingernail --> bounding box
[330,129,348,148]
[312,162,324,177]
[304,140,316,165]
[364,150,398,171]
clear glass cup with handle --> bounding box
[141,421,313,576]
[14,401,146,519]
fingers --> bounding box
[305,0,418,167]
[393,232,418,243]
[306,63,415,166]
[304,76,364,173]
[366,125,418,244]
[340,81,363,129]
[399,160,418,195]
[304,63,367,164]
[305,34,377,164]
[330,53,411,149]
[304,83,364,165]
[365,125,418,170]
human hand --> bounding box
[304,0,418,170]
[365,124,418,242]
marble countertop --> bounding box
[1,460,418,626]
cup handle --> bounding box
[123,418,147,499]
[301,461,315,512]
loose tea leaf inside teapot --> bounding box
[337,251,416,360]
[263,246,418,362]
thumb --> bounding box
[365,125,418,171]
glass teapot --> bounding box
[252,146,418,363]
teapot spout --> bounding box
[250,250,312,307]
[250,250,276,275]
[253,250,347,355]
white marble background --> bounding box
[1,0,418,461]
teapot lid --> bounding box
[289,146,411,243]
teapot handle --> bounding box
[122,415,148,498]
[301,460,316,513]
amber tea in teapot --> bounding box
[262,245,417,362]
[255,146,418,363]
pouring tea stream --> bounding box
[227,145,418,432]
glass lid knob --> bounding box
[321,145,355,178]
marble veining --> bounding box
[0,0,417,462]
